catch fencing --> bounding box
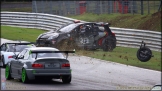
[1,12,161,52]
[32,0,161,15]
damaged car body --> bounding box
[36,21,116,51]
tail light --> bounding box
[112,32,115,36]
[8,56,13,58]
[62,63,70,67]
[32,63,44,68]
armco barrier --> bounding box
[1,12,161,52]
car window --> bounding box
[98,26,105,32]
[57,23,80,33]
[17,49,27,58]
[31,52,64,59]
[8,44,35,52]
[0,44,7,51]
[23,50,30,60]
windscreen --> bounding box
[9,44,35,52]
[57,23,79,33]
[31,52,64,59]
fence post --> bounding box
[158,0,162,11]
[100,1,103,14]
[141,0,143,15]
[147,0,150,14]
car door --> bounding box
[17,50,30,75]
[10,49,27,76]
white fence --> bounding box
[1,12,161,52]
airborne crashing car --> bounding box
[5,47,74,83]
[36,21,116,51]
[0,41,36,68]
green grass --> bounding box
[77,47,161,71]
[1,7,32,12]
[68,12,161,32]
[1,25,161,71]
[1,26,46,42]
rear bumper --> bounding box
[26,69,71,80]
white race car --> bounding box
[0,41,36,68]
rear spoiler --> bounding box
[30,50,75,59]
[6,42,36,45]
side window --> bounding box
[24,50,29,60]
[0,44,7,51]
[17,49,27,58]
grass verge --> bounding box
[68,12,161,32]
[1,25,161,71]
[1,26,46,42]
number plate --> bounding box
[45,63,60,68]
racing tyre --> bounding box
[137,47,152,62]
[21,68,29,83]
[5,65,13,80]
[62,75,71,84]
[2,56,6,68]
[102,39,113,52]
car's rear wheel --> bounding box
[102,39,113,52]
[21,68,29,83]
[5,65,13,80]
[62,75,71,84]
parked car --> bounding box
[5,47,74,83]
[0,41,36,68]
[36,21,116,51]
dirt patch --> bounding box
[138,11,161,31]
[55,39,83,51]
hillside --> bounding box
[68,11,161,32]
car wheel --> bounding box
[102,39,113,52]
[2,56,6,68]
[5,65,13,80]
[62,75,71,84]
[137,47,152,62]
[21,68,29,83]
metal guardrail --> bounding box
[1,12,161,52]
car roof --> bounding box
[25,47,59,51]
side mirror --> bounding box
[151,85,162,91]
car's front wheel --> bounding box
[62,75,71,84]
[21,68,29,83]
[5,65,13,80]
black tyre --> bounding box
[62,75,71,84]
[21,68,29,83]
[137,47,152,62]
[102,39,113,52]
[2,56,6,68]
[5,65,13,80]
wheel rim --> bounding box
[22,69,26,82]
[5,66,9,79]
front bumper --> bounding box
[26,69,71,80]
